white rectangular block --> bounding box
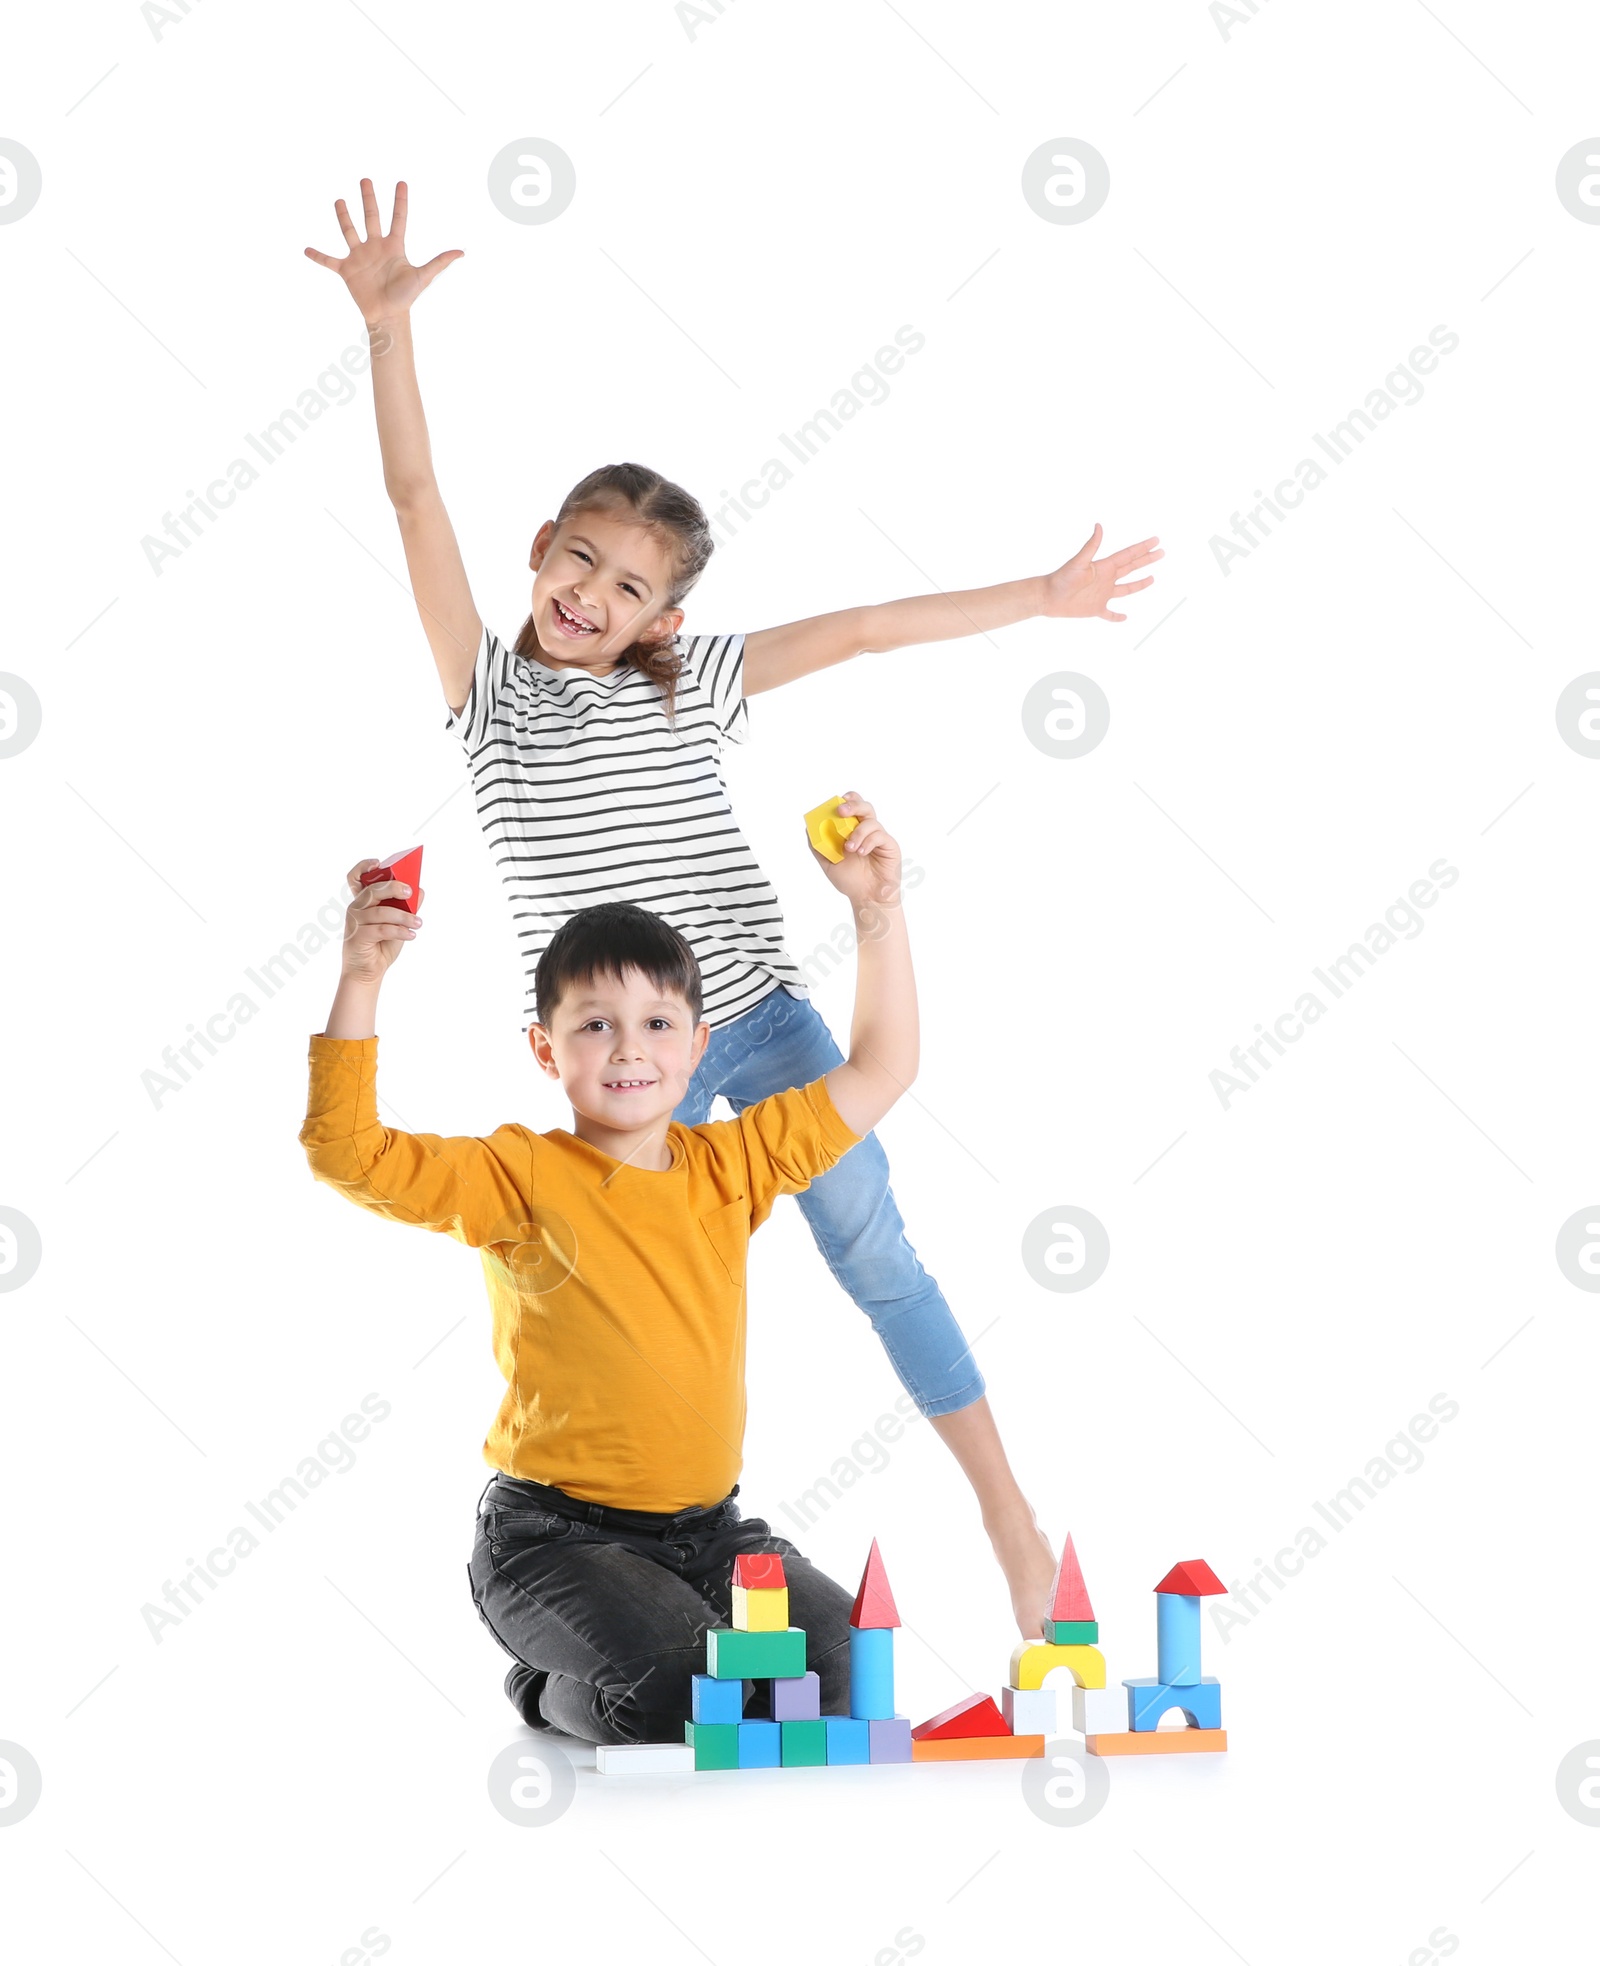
[1001,1685,1058,1736]
[1072,1685,1127,1736]
[595,1742,697,1776]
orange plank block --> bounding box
[911,1734,1046,1763]
[1086,1729,1228,1757]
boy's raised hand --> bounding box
[340,858,423,985]
[809,794,902,907]
[1041,524,1163,623]
[305,179,462,327]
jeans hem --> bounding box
[907,1374,987,1420]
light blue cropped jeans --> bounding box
[672,986,983,1418]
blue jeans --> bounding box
[672,988,984,1417]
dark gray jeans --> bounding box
[468,1472,855,1745]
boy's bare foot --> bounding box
[988,1513,1059,1640]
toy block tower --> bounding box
[850,1540,912,1764]
[1088,1557,1229,1756]
[1003,1531,1121,1738]
[682,1551,810,1768]
[673,1546,919,1771]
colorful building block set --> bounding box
[594,1535,1229,1775]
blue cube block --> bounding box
[737,1720,782,1768]
[1123,1675,1222,1732]
[848,1626,895,1720]
[691,1672,744,1725]
[825,1717,871,1765]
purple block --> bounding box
[867,1716,912,1764]
[771,1671,821,1721]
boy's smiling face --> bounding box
[527,508,683,672]
[529,965,709,1159]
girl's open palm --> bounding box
[305,179,462,326]
[1042,524,1163,623]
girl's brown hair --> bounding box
[513,462,714,715]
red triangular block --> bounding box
[359,845,424,915]
[1046,1532,1095,1624]
[731,1552,787,1590]
[1154,1557,1226,1597]
[912,1694,1010,1742]
[849,1538,901,1629]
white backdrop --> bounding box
[5,0,1598,1959]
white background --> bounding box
[4,0,1598,1959]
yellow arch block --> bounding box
[1009,1641,1106,1691]
[804,795,859,863]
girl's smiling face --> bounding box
[527,508,683,671]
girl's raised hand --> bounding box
[1041,524,1164,623]
[304,179,462,328]
[340,858,424,984]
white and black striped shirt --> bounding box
[447,626,808,1029]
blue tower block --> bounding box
[1124,1676,1222,1732]
[1156,1592,1201,1686]
[849,1626,895,1720]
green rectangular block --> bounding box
[1046,1619,1100,1645]
[684,1720,740,1770]
[780,1719,828,1767]
[705,1626,808,1680]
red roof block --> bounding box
[1046,1532,1095,1624]
[359,845,424,916]
[731,1552,787,1591]
[849,1539,901,1629]
[1154,1558,1226,1597]
[911,1693,1010,1741]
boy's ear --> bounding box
[690,1019,710,1070]
[527,1023,560,1078]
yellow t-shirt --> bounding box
[299,1036,861,1510]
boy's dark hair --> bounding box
[514,462,714,717]
[534,902,704,1028]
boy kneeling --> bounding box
[300,796,915,1742]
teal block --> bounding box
[691,1673,743,1724]
[737,1720,782,1768]
[706,1626,808,1680]
[1046,1619,1100,1645]
[825,1717,870,1765]
[780,1719,828,1767]
[1124,1675,1222,1732]
[684,1720,740,1769]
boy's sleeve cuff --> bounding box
[805,1075,863,1157]
[308,1033,378,1059]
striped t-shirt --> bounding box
[446,625,809,1029]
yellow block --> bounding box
[1009,1641,1106,1691]
[804,795,859,864]
[732,1585,789,1632]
